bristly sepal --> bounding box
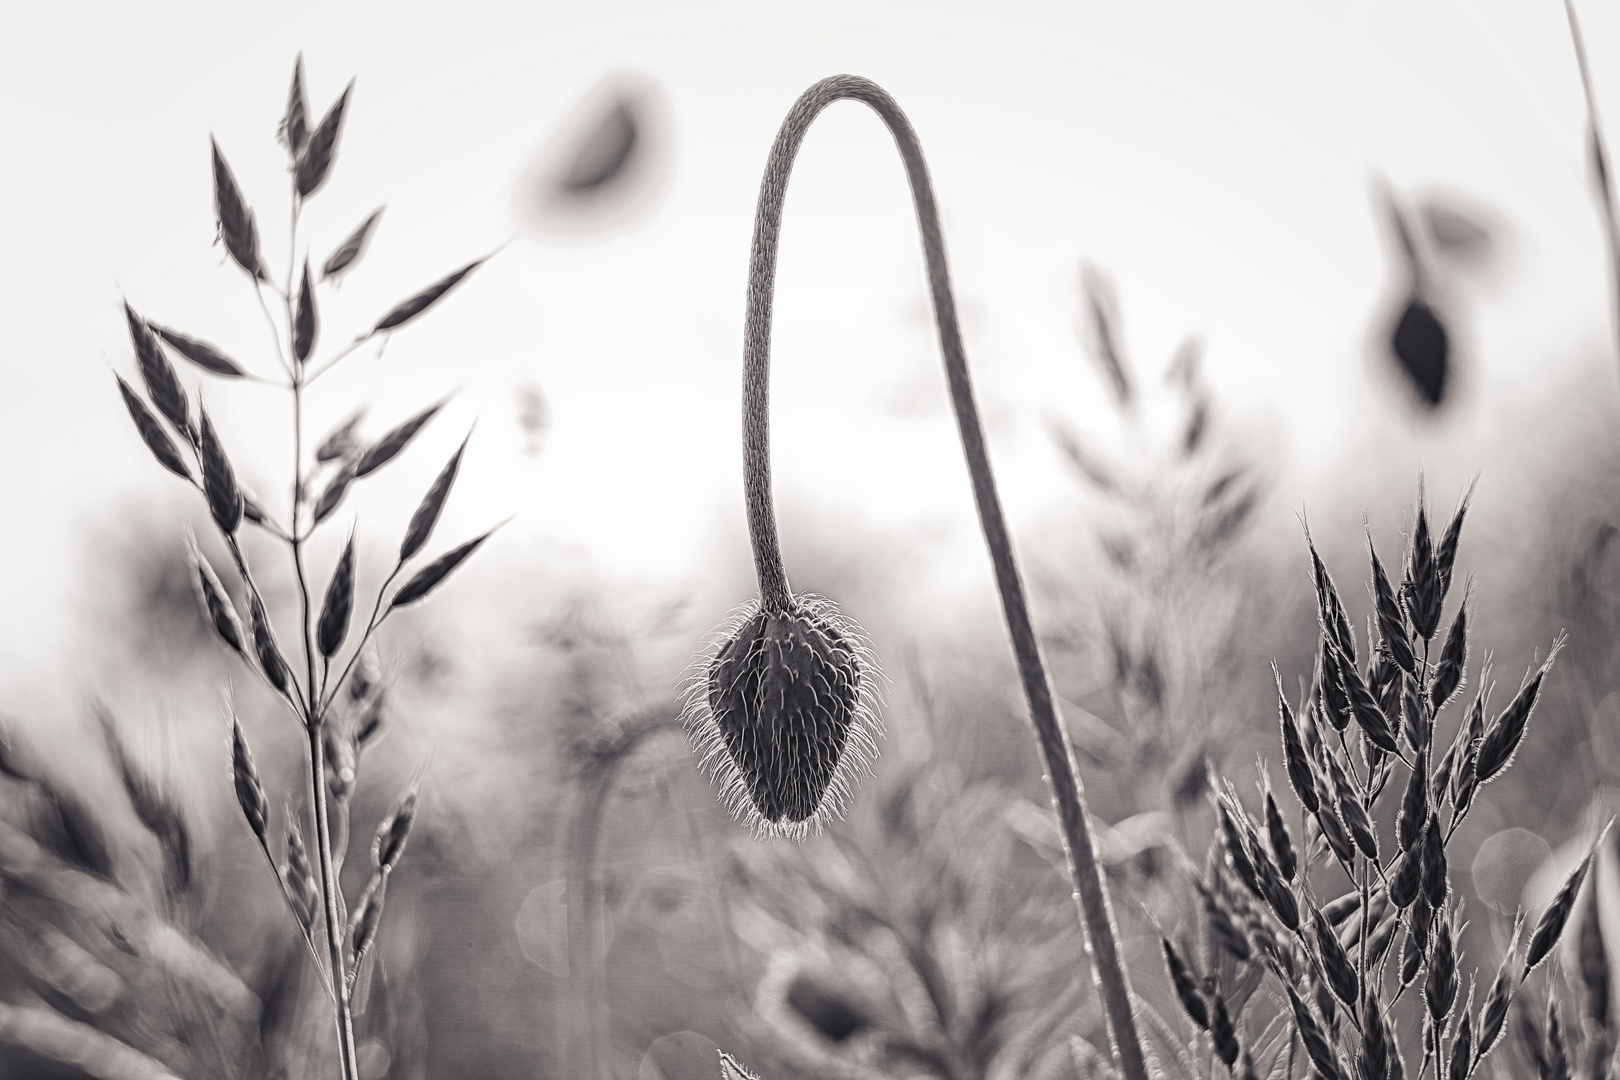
[682,593,882,841]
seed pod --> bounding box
[1265,791,1296,882]
[1411,892,1434,951]
[313,460,357,524]
[1407,496,1442,641]
[294,260,318,364]
[1420,814,1447,910]
[1401,920,1424,989]
[296,81,352,198]
[685,595,882,838]
[1276,664,1319,813]
[317,532,356,658]
[1435,479,1474,601]
[389,526,499,609]
[198,407,243,536]
[284,815,318,933]
[1398,747,1429,852]
[373,789,416,872]
[125,303,191,440]
[1320,639,1353,733]
[400,433,469,562]
[186,535,245,656]
[1368,538,1415,676]
[1338,644,1399,754]
[1161,937,1209,1031]
[278,55,309,157]
[151,323,246,378]
[1401,678,1428,759]
[248,592,294,698]
[324,726,357,801]
[1430,595,1468,712]
[1314,908,1359,1007]
[1475,946,1517,1070]
[1211,993,1240,1069]
[1308,534,1356,664]
[1315,977,1338,1032]
[211,138,265,280]
[356,401,445,478]
[1316,798,1357,868]
[373,258,487,333]
[1425,918,1457,1022]
[116,375,191,479]
[1389,844,1423,909]
[1369,652,1404,743]
[1217,800,1263,900]
[1448,1004,1473,1080]
[230,718,269,846]
[1198,877,1252,962]
[1525,829,1606,978]
[1360,994,1390,1080]
[1331,763,1378,862]
[323,207,384,281]
[349,872,386,965]
[1476,643,1563,787]
[1286,986,1341,1080]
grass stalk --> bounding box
[739,74,1150,1080]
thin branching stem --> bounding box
[739,74,1149,1080]
[276,189,361,1080]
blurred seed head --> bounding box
[682,594,881,841]
[514,73,674,241]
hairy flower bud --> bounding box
[684,594,881,839]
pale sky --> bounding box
[3,0,1617,711]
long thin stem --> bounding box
[1564,0,1620,385]
[740,74,1150,1080]
[282,191,361,1080]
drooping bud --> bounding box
[684,594,881,839]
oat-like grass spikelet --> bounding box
[681,593,883,841]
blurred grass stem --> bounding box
[1564,0,1620,386]
[741,74,1150,1080]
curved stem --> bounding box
[741,74,1149,1080]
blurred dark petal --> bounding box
[1420,197,1496,270]
[1391,296,1450,409]
[515,74,674,241]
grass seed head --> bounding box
[683,594,881,840]
[198,406,243,536]
[1420,812,1447,910]
[1476,638,1564,787]
[1161,936,1210,1031]
[1430,591,1470,712]
[1425,917,1458,1023]
[248,592,294,699]
[1264,790,1296,882]
[1398,746,1429,852]
[1211,993,1240,1069]
[1579,879,1611,1030]
[186,533,246,657]
[1389,844,1423,909]
[1524,825,1608,978]
[1449,998,1473,1080]
[1275,663,1320,813]
[1406,492,1443,641]
[230,717,269,846]
[1368,537,1415,676]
